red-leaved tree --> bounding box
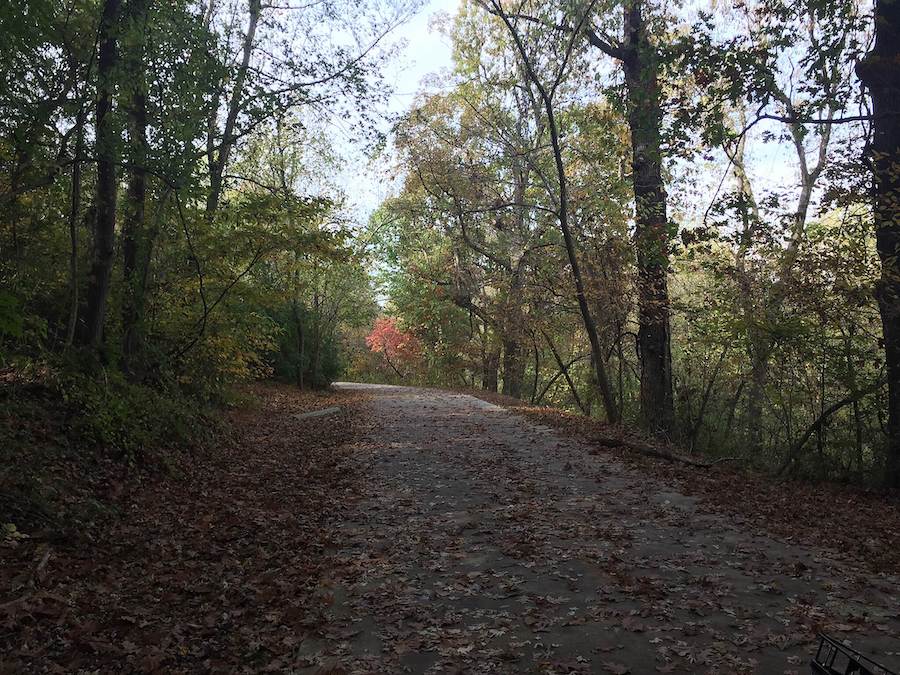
[365,317,421,379]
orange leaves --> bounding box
[365,317,420,358]
[365,317,423,377]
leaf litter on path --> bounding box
[3,383,899,674]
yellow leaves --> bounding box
[1,522,29,548]
[179,312,280,387]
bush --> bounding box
[52,369,214,460]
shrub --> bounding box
[52,369,214,460]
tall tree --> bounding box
[484,0,621,422]
[478,0,673,431]
[121,0,150,372]
[687,0,865,454]
[80,0,121,349]
[616,0,673,433]
[858,0,900,487]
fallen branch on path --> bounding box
[589,432,736,468]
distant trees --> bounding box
[373,0,898,485]
[365,317,422,379]
[390,91,550,398]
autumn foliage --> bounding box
[365,317,422,378]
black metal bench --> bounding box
[811,634,897,675]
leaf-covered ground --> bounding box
[1,383,372,673]
[3,382,899,674]
[504,404,900,576]
[298,384,900,674]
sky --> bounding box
[386,0,459,110]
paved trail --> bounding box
[299,385,900,674]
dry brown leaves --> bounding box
[0,383,372,673]
[499,404,900,575]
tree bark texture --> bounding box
[621,0,674,434]
[122,0,150,373]
[80,0,121,349]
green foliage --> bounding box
[0,0,392,462]
[0,291,23,339]
[267,302,343,389]
[52,370,214,460]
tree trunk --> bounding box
[501,266,526,399]
[291,299,305,388]
[121,0,150,374]
[502,336,525,398]
[621,0,674,434]
[857,0,900,488]
[310,290,322,386]
[739,130,826,438]
[482,344,500,392]
[206,0,260,218]
[745,336,770,452]
[731,135,769,453]
[491,1,620,422]
[80,0,121,350]
[481,0,619,419]
[64,108,86,348]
